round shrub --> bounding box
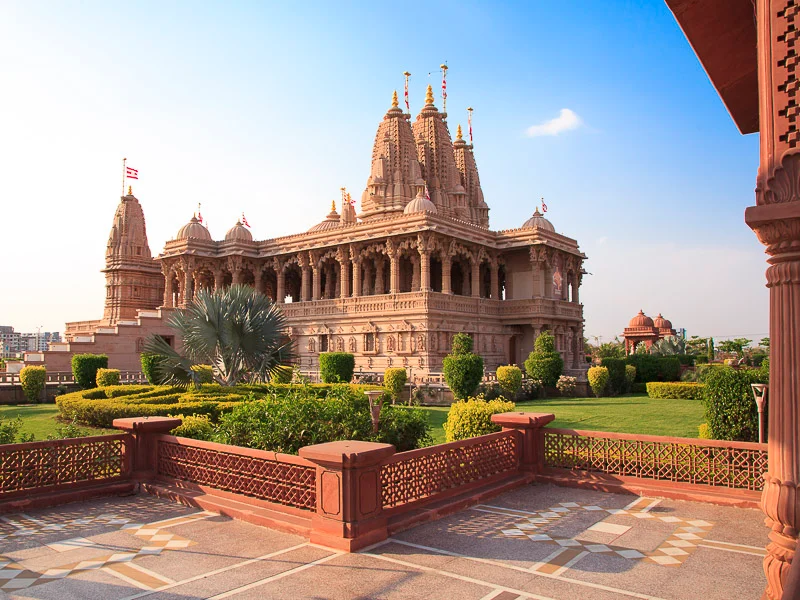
[496,365,522,397]
[625,365,636,388]
[169,414,215,441]
[375,406,432,450]
[270,366,293,384]
[702,366,767,441]
[646,382,705,400]
[190,365,214,384]
[451,332,474,355]
[384,368,407,404]
[588,366,609,397]
[556,375,577,397]
[96,368,120,387]
[19,366,46,403]
[319,352,355,383]
[72,354,109,389]
[443,353,484,400]
[443,396,516,442]
[524,332,563,388]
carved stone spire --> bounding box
[102,190,163,323]
[358,91,424,221]
[453,123,489,227]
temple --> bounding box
[37,86,588,378]
[622,310,677,354]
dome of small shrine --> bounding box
[225,221,252,242]
[176,216,212,241]
[628,310,655,328]
[404,188,437,214]
[522,207,555,232]
[309,201,341,232]
[653,313,673,329]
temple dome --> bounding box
[309,202,341,232]
[176,216,212,241]
[522,208,555,232]
[404,188,437,214]
[628,310,654,328]
[225,221,252,242]
[653,313,673,329]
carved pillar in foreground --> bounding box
[747,2,800,596]
[275,259,285,304]
[299,254,310,302]
[182,270,193,307]
[418,235,431,291]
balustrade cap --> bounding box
[113,416,182,434]
[491,412,555,429]
[299,440,395,468]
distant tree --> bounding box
[760,337,770,351]
[686,336,709,355]
[717,338,751,357]
[635,342,650,355]
[594,338,625,360]
[708,338,715,362]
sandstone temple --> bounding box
[39,86,588,378]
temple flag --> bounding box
[241,213,250,227]
[125,166,138,179]
[467,107,473,144]
[404,71,411,111]
[441,63,448,112]
[197,203,203,223]
[542,198,548,213]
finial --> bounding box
[456,124,463,140]
[128,185,132,195]
[403,71,411,77]
[331,200,336,211]
[391,90,399,108]
[425,84,434,106]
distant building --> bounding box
[0,327,61,358]
[622,311,677,354]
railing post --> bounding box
[113,417,182,482]
[299,440,395,551]
[491,412,555,474]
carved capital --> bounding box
[762,474,800,538]
[758,152,800,206]
[385,238,396,258]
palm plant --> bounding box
[144,285,293,386]
[650,336,686,356]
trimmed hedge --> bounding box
[319,352,355,383]
[20,366,46,403]
[524,332,563,388]
[623,355,681,383]
[270,366,293,384]
[496,365,522,397]
[71,354,108,389]
[600,358,627,395]
[588,366,609,397]
[443,397,516,442]
[140,353,163,384]
[96,368,120,387]
[703,367,767,442]
[384,368,407,403]
[443,353,484,400]
[646,382,706,400]
[190,365,214,384]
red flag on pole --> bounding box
[241,212,250,227]
[467,107,473,144]
[440,64,448,112]
[197,203,203,223]
[125,166,138,180]
[541,198,548,213]
[403,71,410,112]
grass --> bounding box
[0,404,116,441]
[421,393,706,445]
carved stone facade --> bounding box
[53,88,587,378]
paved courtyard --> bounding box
[0,484,767,599]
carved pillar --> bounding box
[490,260,499,300]
[163,269,174,307]
[375,260,385,295]
[389,256,399,294]
[352,258,361,298]
[312,260,321,301]
[471,260,481,298]
[574,272,581,304]
[746,3,800,596]
[231,268,242,285]
[411,255,420,291]
[442,257,452,295]
[299,254,310,302]
[182,270,193,307]
[418,239,431,292]
[362,262,372,296]
[338,248,349,298]
[275,260,285,304]
[213,268,224,293]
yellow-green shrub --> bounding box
[96,368,120,387]
[647,382,706,400]
[190,365,214,384]
[496,365,522,397]
[270,366,293,384]
[384,368,407,403]
[588,366,609,397]
[169,414,214,440]
[698,423,712,439]
[19,366,46,403]
[443,396,515,442]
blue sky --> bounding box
[0,1,767,343]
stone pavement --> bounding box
[0,484,767,599]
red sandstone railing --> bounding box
[0,371,147,385]
[154,435,317,510]
[380,431,519,512]
[0,434,131,499]
[543,428,768,491]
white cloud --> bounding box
[526,108,582,137]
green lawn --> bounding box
[422,394,706,445]
[0,405,115,441]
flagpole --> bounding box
[403,71,411,113]
[122,157,127,196]
[467,107,473,145]
[440,63,448,114]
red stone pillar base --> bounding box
[299,440,395,551]
[491,412,555,474]
[113,417,182,482]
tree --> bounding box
[717,338,751,357]
[708,338,715,362]
[650,336,687,356]
[442,333,484,400]
[524,331,564,388]
[760,337,770,351]
[686,336,709,355]
[595,338,625,360]
[144,284,293,386]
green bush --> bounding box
[270,366,293,384]
[170,414,215,441]
[190,365,214,384]
[588,366,609,397]
[140,353,163,384]
[631,382,647,393]
[623,355,681,383]
[674,354,696,366]
[698,423,712,439]
[451,332,474,355]
[384,368,407,403]
[319,353,355,383]
[96,368,120,387]
[375,406,432,450]
[600,358,627,395]
[695,355,709,364]
[703,367,767,442]
[0,415,35,444]
[524,331,563,388]
[443,396,516,442]
[625,365,636,388]
[19,366,46,403]
[646,382,706,400]
[496,365,522,397]
[443,353,484,400]
[71,354,108,389]
[658,357,682,382]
